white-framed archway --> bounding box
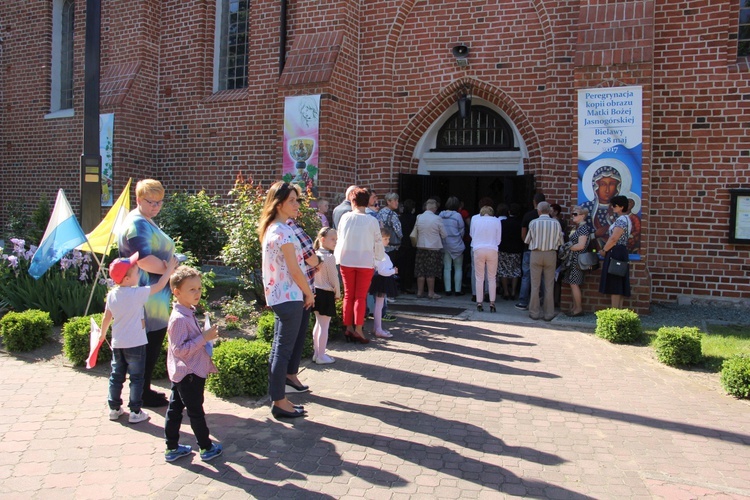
[412,98,528,175]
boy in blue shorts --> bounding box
[101,252,177,424]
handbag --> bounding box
[386,211,401,246]
[409,222,419,246]
[578,251,599,271]
[575,231,599,271]
[607,257,628,277]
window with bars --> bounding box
[434,106,516,151]
[740,0,750,57]
[217,0,249,91]
[60,0,75,109]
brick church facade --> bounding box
[1,1,749,312]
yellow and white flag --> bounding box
[77,178,131,254]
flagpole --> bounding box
[81,178,131,316]
[83,225,117,317]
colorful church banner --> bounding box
[100,113,115,207]
[283,95,320,199]
[577,86,642,257]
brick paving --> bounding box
[1,299,750,499]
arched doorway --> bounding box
[401,99,535,213]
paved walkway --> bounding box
[2,299,750,499]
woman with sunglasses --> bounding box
[259,182,315,419]
[563,206,591,316]
[118,179,176,408]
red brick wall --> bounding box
[1,0,749,310]
[648,0,750,304]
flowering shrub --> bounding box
[0,238,106,325]
[156,191,227,264]
[221,173,321,303]
[220,294,259,326]
[224,314,241,331]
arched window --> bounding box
[433,105,517,151]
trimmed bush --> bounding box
[62,314,111,366]
[255,309,313,358]
[256,310,275,343]
[329,298,344,341]
[721,354,750,399]
[594,308,643,344]
[152,335,169,380]
[653,326,703,367]
[302,315,314,359]
[0,309,53,352]
[206,339,272,398]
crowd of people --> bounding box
[102,178,634,463]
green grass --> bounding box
[647,324,750,372]
[701,325,750,372]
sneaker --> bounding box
[200,443,223,461]
[165,444,193,462]
[382,313,397,322]
[375,330,393,338]
[108,407,124,421]
[366,313,374,320]
[514,303,528,311]
[314,354,336,364]
[386,298,396,304]
[128,410,150,424]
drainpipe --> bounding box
[280,0,287,75]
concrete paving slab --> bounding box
[1,307,749,498]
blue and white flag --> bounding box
[29,189,89,279]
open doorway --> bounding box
[398,173,536,214]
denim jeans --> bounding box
[443,253,464,293]
[164,374,212,451]
[287,306,311,376]
[108,344,147,412]
[269,301,304,401]
[518,250,532,306]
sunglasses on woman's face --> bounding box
[571,212,580,216]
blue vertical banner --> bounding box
[577,86,642,257]
[100,113,115,207]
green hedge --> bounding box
[256,309,314,358]
[0,309,53,352]
[62,314,167,378]
[653,326,703,367]
[206,339,272,398]
[721,354,750,399]
[595,308,643,344]
[256,310,275,343]
[62,313,111,366]
[152,335,169,380]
